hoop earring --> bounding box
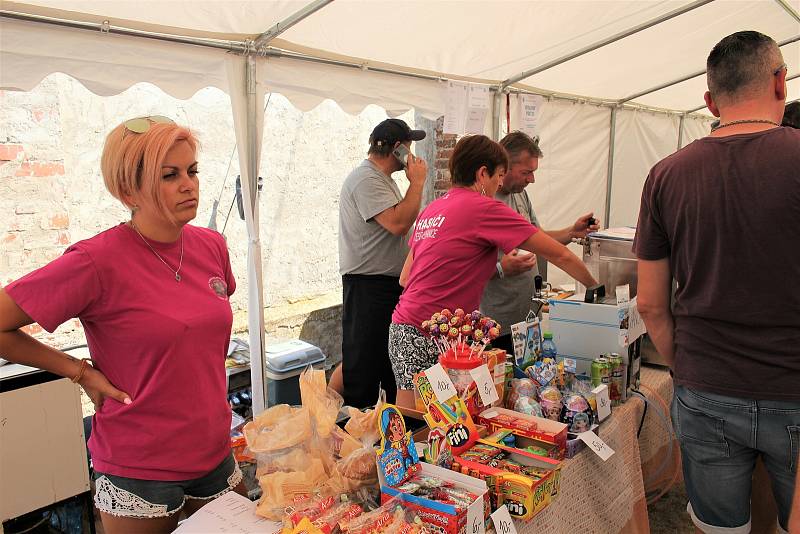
[131,205,140,214]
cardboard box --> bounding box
[476,407,568,459]
[548,296,642,400]
[379,462,490,534]
[452,441,561,521]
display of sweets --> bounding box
[421,308,501,358]
[506,378,539,409]
[395,475,480,513]
[560,394,594,433]
[513,396,544,417]
[538,386,563,421]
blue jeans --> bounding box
[672,385,800,533]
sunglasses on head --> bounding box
[122,115,175,137]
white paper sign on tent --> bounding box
[518,94,544,137]
[444,81,468,135]
[465,84,490,134]
[173,491,281,533]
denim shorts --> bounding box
[672,385,800,533]
[93,453,243,518]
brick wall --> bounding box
[432,117,457,198]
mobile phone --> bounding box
[392,144,411,168]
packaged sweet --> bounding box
[513,396,544,417]
[345,390,386,444]
[339,499,426,534]
[300,368,344,439]
[559,394,594,433]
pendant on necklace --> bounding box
[175,273,182,282]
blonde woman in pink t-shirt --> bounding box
[389,135,597,409]
[0,117,245,533]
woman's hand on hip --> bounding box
[79,367,132,409]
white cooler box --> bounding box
[265,340,326,406]
[547,296,641,400]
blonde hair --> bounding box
[101,120,198,224]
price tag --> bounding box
[490,505,518,534]
[424,363,458,404]
[592,384,612,421]
[578,430,615,461]
[467,497,485,534]
[469,364,499,406]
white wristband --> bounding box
[496,261,505,279]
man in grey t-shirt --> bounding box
[337,118,427,407]
[480,132,598,354]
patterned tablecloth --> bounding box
[518,365,674,534]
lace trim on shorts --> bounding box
[94,475,177,518]
[186,461,244,501]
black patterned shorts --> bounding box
[388,323,440,390]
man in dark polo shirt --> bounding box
[338,118,427,407]
[634,31,799,533]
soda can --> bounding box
[608,353,624,405]
[591,357,610,387]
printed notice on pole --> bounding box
[518,94,544,137]
[465,84,490,134]
[490,505,518,534]
[578,430,615,461]
[469,364,499,406]
[425,363,458,404]
[444,81,468,135]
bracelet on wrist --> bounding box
[71,358,94,383]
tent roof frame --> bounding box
[2,0,796,118]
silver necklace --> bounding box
[711,119,779,132]
[129,221,184,282]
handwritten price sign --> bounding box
[424,363,458,404]
[490,505,518,534]
[578,430,615,461]
[469,364,499,406]
[467,498,485,534]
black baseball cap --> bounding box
[369,118,426,147]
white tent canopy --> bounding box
[2,0,799,411]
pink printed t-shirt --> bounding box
[5,223,236,480]
[392,187,538,330]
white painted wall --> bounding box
[1,73,416,355]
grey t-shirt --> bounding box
[339,159,408,276]
[479,189,540,331]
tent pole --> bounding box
[254,0,334,49]
[0,10,247,52]
[499,0,713,89]
[618,34,799,105]
[774,0,800,23]
[677,113,686,151]
[245,55,268,413]
[492,87,503,140]
[603,107,618,229]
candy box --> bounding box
[377,405,490,534]
[481,430,560,461]
[451,441,561,521]
[476,408,568,459]
[378,461,490,534]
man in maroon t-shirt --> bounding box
[634,31,799,533]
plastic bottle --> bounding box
[541,332,558,360]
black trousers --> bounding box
[341,274,402,408]
[491,333,514,356]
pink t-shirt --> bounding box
[392,187,537,330]
[5,223,236,480]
